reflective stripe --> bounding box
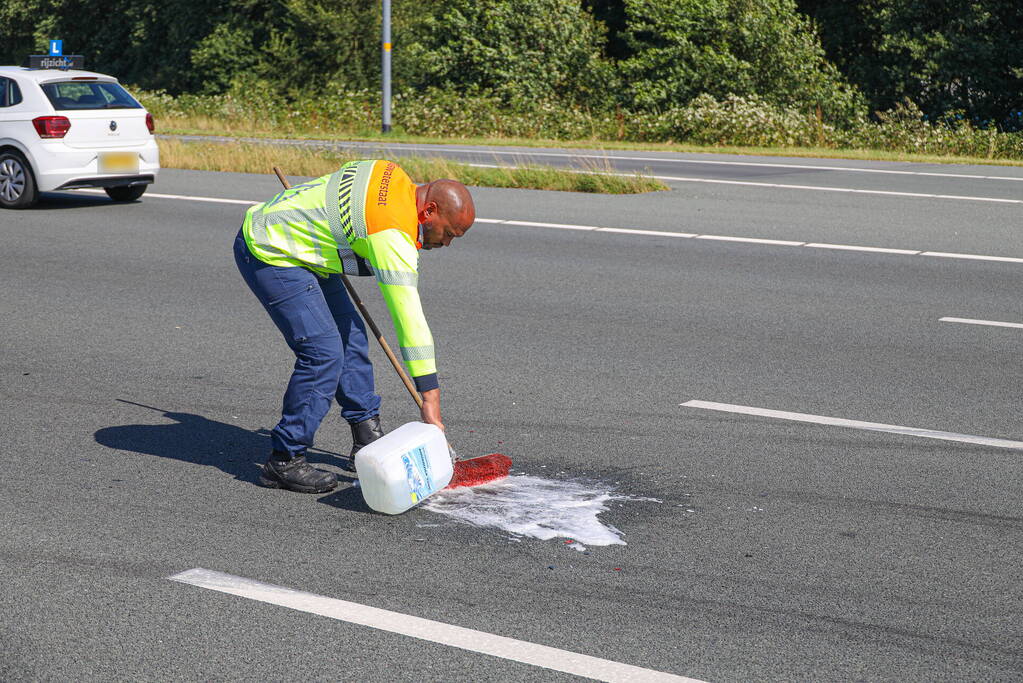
[328,164,354,245]
[340,249,358,274]
[258,207,329,226]
[251,208,332,260]
[350,162,372,240]
[374,268,418,287]
[400,345,435,362]
[280,223,300,258]
[310,228,327,266]
[249,214,269,245]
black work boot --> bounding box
[349,415,384,458]
[260,451,338,493]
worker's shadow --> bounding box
[94,399,367,511]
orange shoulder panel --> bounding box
[364,160,420,248]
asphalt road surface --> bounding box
[1,150,1021,681]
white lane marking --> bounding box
[79,189,1023,265]
[601,227,697,238]
[482,217,1021,263]
[804,243,920,255]
[921,251,1023,264]
[166,135,1023,182]
[643,174,1023,205]
[681,400,1023,450]
[76,188,257,206]
[505,219,603,231]
[940,316,1023,329]
[168,568,700,683]
[695,234,805,246]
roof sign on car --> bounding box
[24,40,84,70]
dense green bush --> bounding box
[838,100,1023,159]
[799,0,1023,131]
[396,0,616,108]
[619,0,865,125]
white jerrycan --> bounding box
[354,421,453,514]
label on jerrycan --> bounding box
[401,445,432,503]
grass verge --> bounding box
[157,139,668,194]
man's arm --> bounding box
[363,230,443,428]
[419,388,443,431]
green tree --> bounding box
[619,0,863,122]
[395,0,616,108]
[800,0,1023,129]
[190,1,381,96]
[0,0,230,93]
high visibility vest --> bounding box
[242,160,437,387]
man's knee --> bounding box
[295,330,344,369]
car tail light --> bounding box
[32,116,71,139]
[145,113,155,134]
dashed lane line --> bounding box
[940,317,1023,330]
[168,568,702,683]
[477,218,1023,264]
[681,400,1023,450]
[635,173,1023,205]
[76,189,1023,264]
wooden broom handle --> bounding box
[273,166,424,409]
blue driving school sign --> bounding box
[25,39,83,70]
[26,41,83,70]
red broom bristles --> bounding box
[446,453,512,489]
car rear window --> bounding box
[41,81,141,110]
[0,77,23,107]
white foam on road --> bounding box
[424,475,658,547]
[169,568,701,682]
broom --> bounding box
[272,167,511,489]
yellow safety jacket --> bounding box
[242,160,437,390]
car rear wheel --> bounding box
[104,184,147,202]
[0,151,38,209]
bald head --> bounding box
[416,179,476,249]
[426,179,475,229]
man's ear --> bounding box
[418,201,437,223]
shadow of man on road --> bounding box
[94,399,355,489]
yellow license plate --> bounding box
[99,152,139,174]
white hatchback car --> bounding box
[0,64,159,209]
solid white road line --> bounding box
[643,173,1023,205]
[921,251,1023,264]
[680,400,1023,450]
[168,568,701,683]
[75,189,1023,265]
[695,234,805,246]
[77,188,257,205]
[804,243,920,255]
[940,317,1023,330]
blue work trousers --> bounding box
[233,230,381,456]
